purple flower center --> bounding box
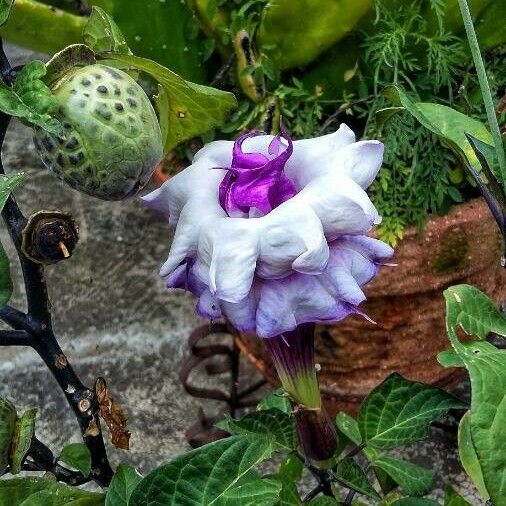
[218,127,297,216]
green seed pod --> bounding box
[34,64,163,200]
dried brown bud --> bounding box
[21,211,78,265]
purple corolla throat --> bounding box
[218,127,297,216]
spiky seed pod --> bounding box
[34,64,163,200]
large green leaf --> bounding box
[457,412,488,500]
[216,409,296,451]
[103,53,236,153]
[307,498,339,505]
[105,464,142,506]
[274,454,303,505]
[373,456,434,497]
[10,408,36,474]
[0,398,16,474]
[0,0,13,26]
[83,7,130,54]
[129,435,276,505]
[0,477,105,505]
[0,173,23,308]
[257,0,372,70]
[442,285,506,505]
[476,0,506,50]
[334,458,380,500]
[87,0,205,82]
[59,443,91,478]
[444,485,472,506]
[381,85,494,174]
[357,373,465,450]
[0,61,62,135]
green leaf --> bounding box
[335,458,381,500]
[257,388,292,414]
[103,53,236,153]
[443,284,506,341]
[0,477,105,505]
[378,491,404,506]
[0,61,61,135]
[83,7,131,54]
[392,499,440,506]
[219,476,281,505]
[0,173,23,308]
[10,408,36,474]
[335,412,362,445]
[357,373,465,450]
[457,412,488,500]
[88,0,205,82]
[275,454,304,506]
[0,398,17,474]
[0,0,14,27]
[307,498,339,505]
[129,435,276,505]
[105,464,142,506]
[216,409,296,451]
[444,485,472,506]
[382,85,494,173]
[443,285,506,504]
[59,443,92,478]
[373,456,434,496]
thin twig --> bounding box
[0,329,31,346]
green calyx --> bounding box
[34,63,163,200]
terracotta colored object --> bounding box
[152,162,171,187]
[236,198,505,415]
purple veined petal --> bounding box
[196,289,222,320]
[219,129,297,216]
[255,274,361,338]
[332,235,394,264]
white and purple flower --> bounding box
[143,124,393,339]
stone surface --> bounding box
[0,44,485,504]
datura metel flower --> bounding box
[143,124,393,337]
[144,123,394,462]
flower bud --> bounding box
[34,64,163,200]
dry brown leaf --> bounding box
[94,377,131,450]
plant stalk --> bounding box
[457,0,506,186]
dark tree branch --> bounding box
[0,329,31,346]
[0,39,113,487]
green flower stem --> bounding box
[457,0,506,187]
[0,0,86,55]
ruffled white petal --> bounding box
[143,124,393,337]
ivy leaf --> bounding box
[0,61,62,135]
[105,464,142,506]
[457,412,488,500]
[83,7,131,54]
[0,477,105,505]
[381,85,494,174]
[335,458,381,500]
[0,173,23,309]
[10,408,37,474]
[103,53,236,153]
[129,435,276,505]
[257,388,292,414]
[373,455,434,497]
[0,398,17,474]
[357,373,465,450]
[442,285,506,504]
[216,409,296,451]
[0,0,13,27]
[59,443,92,478]
[443,485,472,506]
[443,284,506,341]
[335,412,362,445]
